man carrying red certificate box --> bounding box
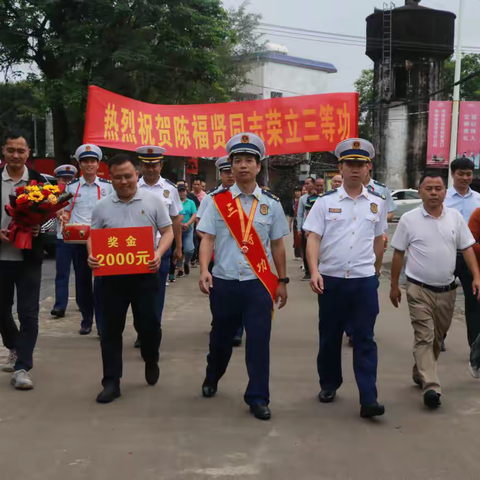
[87,153,173,404]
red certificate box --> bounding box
[91,226,155,277]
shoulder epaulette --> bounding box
[212,187,230,196]
[70,178,79,185]
[99,177,111,184]
[369,190,385,200]
[318,189,337,198]
[373,180,387,188]
[165,179,177,188]
[261,188,280,202]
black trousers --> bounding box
[455,254,480,347]
[100,273,161,386]
[301,232,310,275]
[0,260,42,371]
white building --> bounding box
[241,44,337,100]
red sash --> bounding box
[213,190,278,301]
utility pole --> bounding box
[448,0,463,188]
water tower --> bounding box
[366,0,456,188]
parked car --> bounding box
[391,189,422,220]
[39,173,58,257]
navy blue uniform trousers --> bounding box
[206,277,273,406]
[318,275,379,405]
[53,240,103,331]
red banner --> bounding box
[426,101,452,168]
[83,86,358,157]
[91,226,155,277]
[457,101,480,169]
[186,157,198,174]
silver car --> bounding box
[391,189,422,220]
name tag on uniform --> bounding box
[329,208,342,213]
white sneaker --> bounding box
[165,280,170,286]
[2,350,17,373]
[469,362,480,379]
[11,369,34,390]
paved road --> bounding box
[1,238,480,479]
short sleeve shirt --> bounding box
[445,186,480,223]
[65,176,114,225]
[197,183,289,281]
[391,205,475,286]
[180,198,197,228]
[303,185,387,279]
[91,188,172,246]
[367,178,396,213]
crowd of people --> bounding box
[1,129,480,421]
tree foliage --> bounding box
[0,0,261,163]
[443,53,480,101]
[354,69,374,142]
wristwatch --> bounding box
[278,277,290,284]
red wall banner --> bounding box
[457,101,480,169]
[83,86,358,157]
[426,101,452,168]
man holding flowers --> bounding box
[0,131,47,390]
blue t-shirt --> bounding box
[180,198,197,227]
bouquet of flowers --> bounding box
[5,180,73,250]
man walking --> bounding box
[315,177,325,195]
[198,132,289,421]
[390,172,480,409]
[297,176,316,281]
[50,164,78,319]
[136,146,183,348]
[0,131,47,389]
[88,154,173,403]
[444,157,480,353]
[304,138,387,418]
[60,144,113,335]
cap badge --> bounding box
[148,148,154,154]
[66,166,71,171]
[85,146,92,151]
[241,135,250,143]
[260,204,269,215]
[370,203,378,214]
[352,141,361,150]
[164,190,170,198]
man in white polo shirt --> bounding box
[390,172,480,409]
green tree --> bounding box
[443,53,480,101]
[0,1,261,163]
[0,79,46,155]
[354,69,374,141]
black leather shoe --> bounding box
[145,362,160,386]
[202,379,217,398]
[232,336,242,347]
[250,404,271,420]
[412,375,422,387]
[79,327,92,335]
[134,337,141,348]
[51,308,65,318]
[360,402,385,418]
[424,390,441,409]
[96,384,121,404]
[318,390,336,403]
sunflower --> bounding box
[28,191,44,203]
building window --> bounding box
[270,91,283,98]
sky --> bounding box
[223,0,480,93]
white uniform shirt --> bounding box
[303,185,387,279]
[65,176,113,226]
[391,205,475,286]
[138,175,182,242]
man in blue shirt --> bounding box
[197,132,289,421]
[444,157,480,353]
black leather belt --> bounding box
[407,276,457,294]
